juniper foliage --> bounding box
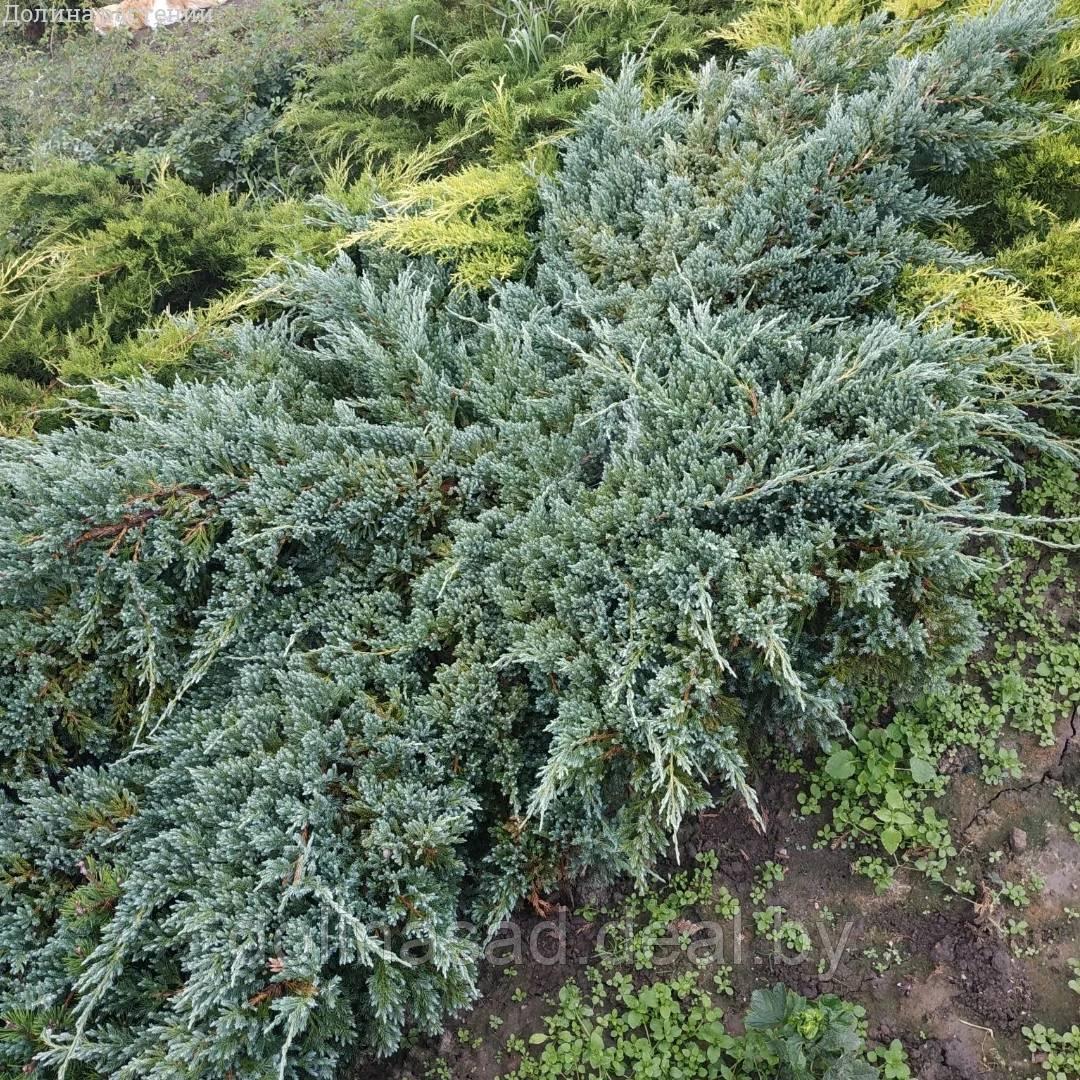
[0,6,1075,1077]
[285,0,733,284]
[286,0,724,169]
[0,176,263,431]
[922,0,1080,369]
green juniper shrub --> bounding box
[0,167,388,430]
[0,6,1076,1076]
[0,175,265,429]
[0,167,387,434]
[286,0,727,171]
[0,163,128,258]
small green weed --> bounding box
[503,978,908,1079]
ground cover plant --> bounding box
[1,3,1079,1077]
[503,882,905,1080]
[793,456,1080,891]
[385,853,915,1078]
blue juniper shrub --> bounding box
[0,4,1075,1076]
